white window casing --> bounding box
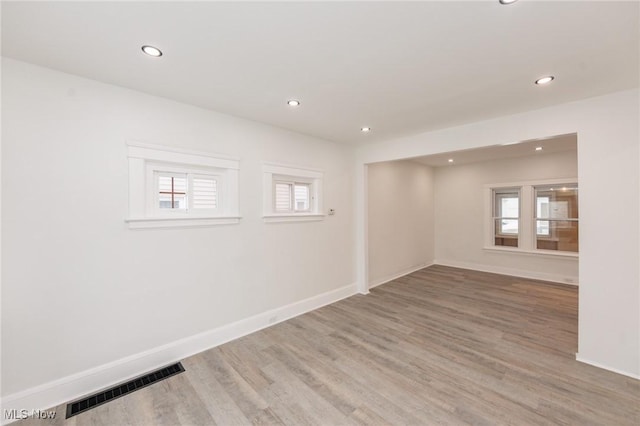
[484,178,579,258]
[262,162,324,223]
[126,142,240,229]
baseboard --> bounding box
[0,282,358,425]
[575,353,640,380]
[368,262,433,289]
[434,259,578,286]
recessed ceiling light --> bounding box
[535,76,555,85]
[535,146,543,151]
[499,0,519,4]
[141,45,163,57]
[448,158,454,163]
[361,127,371,132]
[287,100,300,107]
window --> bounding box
[493,188,520,247]
[535,185,579,252]
[155,172,218,212]
[274,181,311,213]
[126,143,240,229]
[263,163,323,222]
[486,180,578,255]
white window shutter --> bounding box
[192,177,218,209]
[275,182,292,212]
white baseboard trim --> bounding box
[575,353,640,380]
[433,259,578,286]
[0,282,358,425]
[368,262,434,289]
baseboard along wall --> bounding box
[0,283,358,425]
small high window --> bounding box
[126,143,240,229]
[263,163,324,222]
[274,181,311,213]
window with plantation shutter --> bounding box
[275,182,293,212]
[273,181,312,213]
[263,163,324,222]
[127,142,240,229]
[192,176,218,210]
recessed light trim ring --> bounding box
[535,76,555,85]
[141,45,163,57]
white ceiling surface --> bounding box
[2,2,638,145]
[412,133,577,168]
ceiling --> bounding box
[2,1,638,145]
[412,133,576,168]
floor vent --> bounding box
[65,362,185,419]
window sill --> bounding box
[483,246,579,259]
[126,216,241,229]
[263,214,325,223]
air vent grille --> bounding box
[66,362,185,418]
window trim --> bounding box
[262,162,324,223]
[126,142,240,229]
[484,178,579,258]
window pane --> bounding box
[535,185,578,252]
[501,197,519,218]
[495,220,518,247]
[494,189,519,247]
[535,186,578,219]
[294,184,310,211]
[536,220,550,236]
[172,177,187,193]
[500,219,519,234]
[494,190,519,218]
[193,177,217,209]
[158,176,173,193]
[275,182,292,212]
[158,174,187,210]
[537,221,579,252]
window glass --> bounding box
[535,185,579,252]
[158,174,187,209]
[493,189,519,247]
[294,184,310,211]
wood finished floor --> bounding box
[21,266,640,425]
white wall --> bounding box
[1,59,356,406]
[356,89,640,378]
[434,151,579,284]
[367,160,434,287]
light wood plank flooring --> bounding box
[20,265,640,425]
